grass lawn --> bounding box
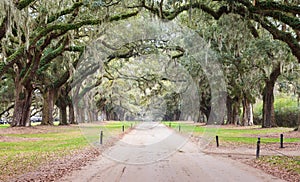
[256,156,300,177]
[0,124,9,129]
[79,121,136,145]
[0,121,133,181]
[163,121,300,144]
[0,126,87,181]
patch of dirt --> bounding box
[245,159,300,182]
[0,135,41,142]
[0,125,76,135]
[11,147,100,182]
[245,131,300,139]
[201,140,300,182]
[0,125,79,142]
[9,126,131,182]
[193,123,260,129]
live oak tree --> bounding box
[152,0,299,127]
[0,0,139,126]
[1,0,299,128]
[178,10,259,125]
[132,0,300,62]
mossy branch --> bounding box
[38,37,69,74]
[0,47,25,77]
[250,9,300,31]
[52,71,70,89]
[0,10,139,77]
[64,45,85,53]
[256,1,300,15]
[139,1,300,62]
[47,2,84,24]
[138,2,230,20]
[16,0,36,10]
[254,16,300,62]
[31,10,139,46]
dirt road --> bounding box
[60,122,285,182]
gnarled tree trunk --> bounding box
[262,65,281,128]
[11,79,33,127]
[41,89,55,125]
[56,96,69,125]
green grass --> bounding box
[0,126,88,180]
[0,124,10,129]
[258,156,300,175]
[0,121,133,181]
[163,122,300,144]
[79,121,135,144]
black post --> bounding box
[216,135,219,147]
[280,134,284,148]
[100,130,103,145]
[256,137,260,159]
[179,124,181,132]
[122,125,125,132]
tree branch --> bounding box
[256,1,300,15]
[16,0,36,10]
[47,2,84,24]
[254,16,300,62]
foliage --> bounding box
[0,0,299,128]
[0,126,88,180]
[0,121,131,180]
[254,94,299,127]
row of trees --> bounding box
[0,0,299,129]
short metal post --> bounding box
[256,137,260,159]
[178,124,181,132]
[122,125,125,132]
[216,135,219,147]
[100,130,103,145]
[280,134,284,148]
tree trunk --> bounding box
[262,65,281,128]
[232,104,240,125]
[41,89,55,125]
[11,79,33,127]
[56,96,68,125]
[59,105,68,125]
[226,96,240,125]
[249,103,253,126]
[262,81,276,128]
[69,102,77,124]
[297,94,299,131]
[242,97,253,126]
[226,96,233,124]
[75,105,84,123]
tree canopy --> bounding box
[0,0,299,129]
